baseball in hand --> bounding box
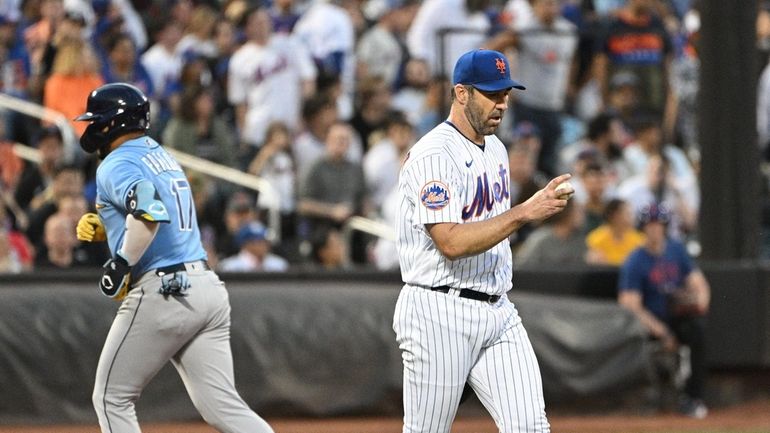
[554,181,574,200]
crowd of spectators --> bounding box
[0,0,764,275]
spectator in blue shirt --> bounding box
[618,202,710,419]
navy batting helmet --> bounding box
[74,83,150,158]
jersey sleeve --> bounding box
[403,152,463,226]
[99,158,147,213]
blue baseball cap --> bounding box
[453,49,525,92]
[235,222,268,247]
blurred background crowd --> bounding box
[0,0,769,274]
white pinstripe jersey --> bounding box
[396,121,513,296]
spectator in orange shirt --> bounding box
[43,39,104,137]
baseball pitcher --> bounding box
[393,49,574,433]
[74,83,273,433]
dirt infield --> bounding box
[3,397,769,433]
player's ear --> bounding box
[453,84,470,105]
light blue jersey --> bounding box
[96,136,206,277]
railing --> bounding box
[157,152,398,245]
[12,143,41,164]
[13,142,397,246]
[164,149,283,241]
[11,142,286,241]
[0,92,78,162]
[4,92,396,245]
[344,216,395,241]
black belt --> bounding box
[431,285,501,304]
[156,260,210,275]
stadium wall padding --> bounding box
[0,274,650,424]
[1,263,767,424]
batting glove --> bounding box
[76,212,107,242]
[100,254,132,301]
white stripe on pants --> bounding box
[393,285,549,433]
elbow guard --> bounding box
[126,180,170,223]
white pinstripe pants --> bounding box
[393,285,549,433]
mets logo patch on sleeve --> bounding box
[420,181,450,210]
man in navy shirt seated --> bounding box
[618,202,710,419]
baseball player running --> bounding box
[74,83,273,433]
[393,49,573,433]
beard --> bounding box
[464,93,503,137]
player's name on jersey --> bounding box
[142,150,183,175]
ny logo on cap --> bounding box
[495,58,506,74]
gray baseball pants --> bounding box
[92,265,272,433]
